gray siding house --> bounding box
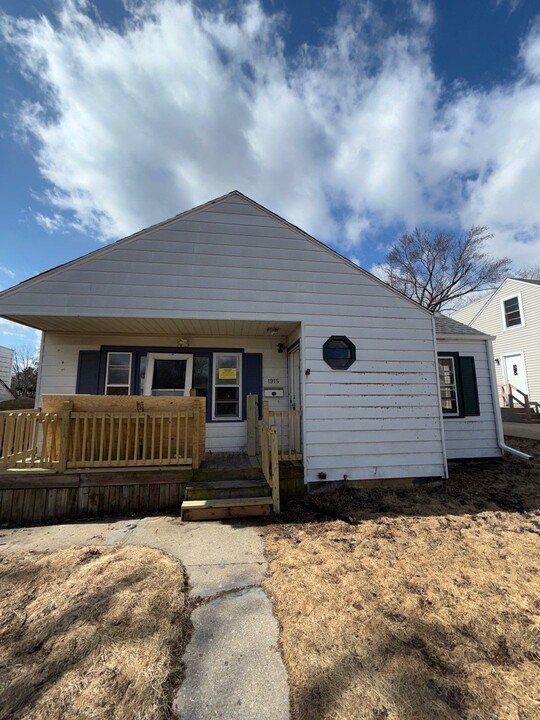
[0,346,15,402]
[0,192,508,494]
[452,278,540,410]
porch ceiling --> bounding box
[4,315,300,337]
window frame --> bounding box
[212,351,243,421]
[438,354,460,417]
[500,292,525,330]
[104,351,132,396]
[143,352,193,397]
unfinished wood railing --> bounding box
[0,400,202,471]
[0,411,61,470]
[260,419,280,513]
[264,402,302,461]
[499,383,533,420]
[68,408,199,468]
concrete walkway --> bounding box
[504,422,540,441]
[0,516,290,720]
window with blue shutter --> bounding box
[437,353,480,418]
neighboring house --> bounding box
[0,345,15,402]
[451,278,540,409]
[0,192,508,495]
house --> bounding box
[0,346,15,402]
[451,278,540,415]
[0,192,517,522]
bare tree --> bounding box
[381,226,511,312]
[514,265,540,281]
[11,346,39,398]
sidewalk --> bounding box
[504,422,540,441]
[0,516,290,720]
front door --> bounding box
[502,352,529,396]
[288,344,302,411]
[144,353,193,396]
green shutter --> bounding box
[459,356,480,416]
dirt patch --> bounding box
[263,438,540,720]
[0,545,190,720]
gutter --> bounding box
[486,339,533,460]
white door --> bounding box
[288,345,302,411]
[502,353,529,396]
[144,353,193,396]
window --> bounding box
[143,353,193,396]
[437,353,480,418]
[322,336,356,369]
[193,356,210,399]
[105,352,132,395]
[438,356,459,416]
[502,294,524,329]
[213,353,242,419]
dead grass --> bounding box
[264,438,540,720]
[0,545,190,720]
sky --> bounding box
[1,0,540,353]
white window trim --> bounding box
[143,353,193,396]
[438,355,460,417]
[500,292,525,330]
[105,352,132,395]
[212,352,242,421]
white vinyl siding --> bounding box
[3,195,447,479]
[453,279,540,405]
[0,345,14,401]
[436,338,501,459]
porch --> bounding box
[0,394,303,524]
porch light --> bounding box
[266,327,280,335]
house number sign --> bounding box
[266,378,280,385]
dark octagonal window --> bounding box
[323,336,356,369]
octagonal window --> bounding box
[322,336,356,369]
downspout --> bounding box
[486,339,533,460]
[431,315,449,478]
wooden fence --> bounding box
[0,397,204,471]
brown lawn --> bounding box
[0,546,190,720]
[264,438,540,720]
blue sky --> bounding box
[1,0,540,352]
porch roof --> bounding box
[5,315,300,336]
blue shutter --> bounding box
[76,351,101,394]
[459,356,480,416]
[244,353,263,419]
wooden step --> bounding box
[181,497,273,521]
[185,479,271,501]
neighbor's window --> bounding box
[213,353,241,419]
[105,352,132,395]
[438,356,459,416]
[502,295,523,329]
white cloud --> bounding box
[0,266,15,279]
[1,0,540,266]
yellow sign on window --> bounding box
[219,367,237,380]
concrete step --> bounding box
[181,497,273,521]
[185,479,271,501]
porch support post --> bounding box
[58,400,73,473]
[192,401,200,469]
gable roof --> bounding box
[508,277,540,286]
[0,190,431,317]
[434,314,492,339]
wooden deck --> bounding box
[0,454,304,526]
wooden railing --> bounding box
[499,383,532,420]
[0,411,61,470]
[260,419,280,513]
[0,400,201,471]
[264,402,302,461]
